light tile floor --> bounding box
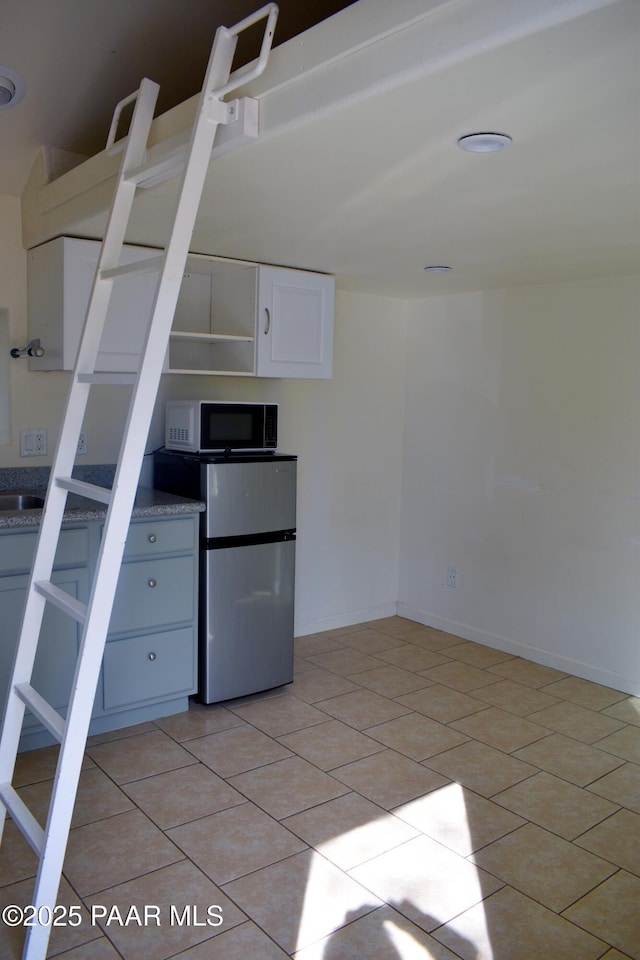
[1,617,639,959]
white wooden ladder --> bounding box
[0,6,277,958]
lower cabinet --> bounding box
[0,513,198,751]
[95,516,198,725]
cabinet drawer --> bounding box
[122,517,196,559]
[103,627,196,709]
[109,556,195,634]
[0,527,89,575]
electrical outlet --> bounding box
[447,564,458,588]
[77,431,87,455]
[19,428,48,457]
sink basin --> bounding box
[0,493,45,511]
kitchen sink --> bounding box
[0,493,45,511]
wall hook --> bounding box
[10,338,45,358]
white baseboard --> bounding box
[397,602,639,698]
[295,602,398,637]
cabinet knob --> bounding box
[147,578,157,588]
[148,534,157,543]
[148,651,157,661]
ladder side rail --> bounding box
[71,24,243,619]
[0,259,120,766]
[73,16,247,676]
[104,18,241,517]
[19,8,279,955]
[21,540,135,960]
[21,24,243,960]
[22,422,160,959]
[46,78,161,495]
[0,81,159,959]
[0,84,160,844]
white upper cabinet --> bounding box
[28,237,159,372]
[169,259,334,378]
[256,266,334,379]
[27,238,334,378]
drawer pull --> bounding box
[148,651,157,661]
[148,534,157,543]
[148,578,157,588]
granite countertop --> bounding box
[0,465,205,530]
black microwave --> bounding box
[164,400,278,453]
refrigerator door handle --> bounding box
[203,529,296,550]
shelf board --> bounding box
[169,331,255,343]
[166,368,255,376]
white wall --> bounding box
[398,277,640,695]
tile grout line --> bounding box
[2,620,637,959]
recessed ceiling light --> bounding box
[457,132,512,153]
[424,265,452,273]
[0,67,26,110]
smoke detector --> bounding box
[457,132,512,153]
[0,67,26,109]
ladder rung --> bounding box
[0,783,44,856]
[56,476,112,505]
[77,372,137,385]
[14,683,66,743]
[100,255,163,281]
[34,580,87,625]
[125,138,189,188]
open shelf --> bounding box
[167,333,255,375]
[168,255,257,374]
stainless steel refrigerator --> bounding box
[154,451,296,702]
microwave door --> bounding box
[202,403,271,451]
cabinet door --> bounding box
[76,240,160,372]
[256,266,334,379]
[0,567,88,730]
[28,237,159,372]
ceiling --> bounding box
[0,0,354,194]
[3,0,640,297]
